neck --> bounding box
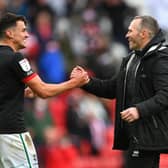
[139,38,152,50]
[0,39,17,52]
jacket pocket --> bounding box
[138,72,154,99]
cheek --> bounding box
[15,36,23,42]
[132,34,140,43]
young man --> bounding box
[0,12,88,168]
[72,16,168,168]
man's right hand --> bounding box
[70,66,90,87]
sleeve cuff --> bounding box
[22,73,37,83]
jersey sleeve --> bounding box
[11,52,37,83]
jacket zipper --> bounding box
[134,60,141,78]
[121,56,135,128]
[152,115,158,128]
[121,54,137,128]
[132,136,139,154]
[120,68,126,128]
[133,136,139,145]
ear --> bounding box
[5,29,14,39]
[140,29,148,39]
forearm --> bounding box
[26,75,82,98]
[82,77,117,99]
[37,79,80,98]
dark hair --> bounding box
[134,15,159,38]
[0,12,27,38]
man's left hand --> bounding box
[120,107,140,123]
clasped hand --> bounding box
[70,66,90,87]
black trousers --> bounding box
[124,150,160,168]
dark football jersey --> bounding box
[0,46,36,133]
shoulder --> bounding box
[0,47,15,65]
[158,44,168,53]
[13,52,24,60]
[153,44,168,61]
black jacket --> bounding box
[83,30,168,152]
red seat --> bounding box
[48,94,68,130]
[44,145,79,168]
[160,154,168,168]
[73,156,123,168]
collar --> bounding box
[0,45,14,52]
[133,29,166,57]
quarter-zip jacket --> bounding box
[83,30,168,152]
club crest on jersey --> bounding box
[19,58,31,72]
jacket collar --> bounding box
[133,29,166,58]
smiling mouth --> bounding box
[128,40,132,44]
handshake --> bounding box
[70,66,90,87]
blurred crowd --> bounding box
[1,0,168,168]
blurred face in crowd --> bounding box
[105,0,122,6]
[125,18,144,50]
[7,20,29,51]
[0,0,7,10]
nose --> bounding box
[125,32,130,39]
[25,31,29,38]
[125,32,129,39]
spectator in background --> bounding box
[66,88,109,155]
[0,0,7,16]
[38,40,66,83]
[146,0,168,41]
[66,89,92,152]
[99,0,137,47]
[32,5,55,56]
[7,0,29,17]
